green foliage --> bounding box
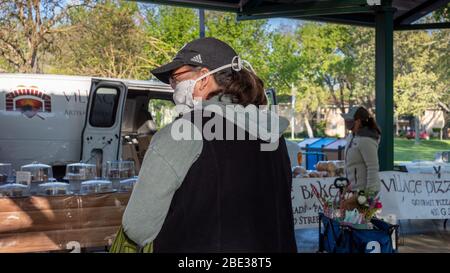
[314,120,327,137]
[148,99,176,129]
[145,6,199,67]
[205,12,271,83]
[54,0,168,79]
[393,31,447,117]
[432,3,450,22]
[266,32,302,95]
[296,23,376,114]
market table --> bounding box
[0,192,131,253]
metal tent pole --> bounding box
[375,2,395,171]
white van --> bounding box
[0,73,175,179]
[0,74,297,180]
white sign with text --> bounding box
[291,171,450,229]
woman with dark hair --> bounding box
[112,37,297,253]
[341,106,382,205]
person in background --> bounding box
[341,106,382,209]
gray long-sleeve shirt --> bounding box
[344,128,381,193]
[122,94,289,247]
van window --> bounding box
[148,98,176,130]
[89,87,120,127]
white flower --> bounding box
[357,195,367,205]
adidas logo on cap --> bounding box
[190,54,202,63]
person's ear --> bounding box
[198,68,210,91]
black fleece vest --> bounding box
[153,111,297,253]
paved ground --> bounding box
[295,219,450,253]
[396,219,450,253]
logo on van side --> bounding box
[5,85,52,120]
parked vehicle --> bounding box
[405,130,430,140]
[0,73,174,178]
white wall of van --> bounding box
[0,74,92,171]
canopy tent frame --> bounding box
[137,0,450,170]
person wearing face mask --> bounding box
[341,106,382,210]
[112,37,297,253]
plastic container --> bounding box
[105,161,135,180]
[20,162,54,193]
[65,163,97,181]
[0,183,30,198]
[37,182,71,196]
[64,163,97,193]
[0,163,12,184]
[119,177,138,192]
[80,180,114,195]
[105,161,135,189]
[21,162,53,182]
[21,162,53,183]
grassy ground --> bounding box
[394,138,450,162]
[286,137,450,163]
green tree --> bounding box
[394,30,447,142]
[205,11,271,82]
[350,28,376,114]
[266,32,302,96]
[297,23,359,115]
[145,6,199,67]
[144,8,272,84]
[54,0,167,79]
[0,0,89,73]
[432,3,450,22]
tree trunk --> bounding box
[395,114,400,137]
[316,106,321,123]
[414,116,420,145]
[443,111,449,140]
[304,112,314,138]
[291,83,296,139]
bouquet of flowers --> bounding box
[355,191,382,222]
[311,183,383,229]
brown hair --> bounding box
[354,107,381,136]
[206,68,267,106]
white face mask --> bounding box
[172,56,255,108]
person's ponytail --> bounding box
[207,68,267,106]
[367,117,381,135]
[355,107,381,138]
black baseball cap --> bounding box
[151,37,238,84]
